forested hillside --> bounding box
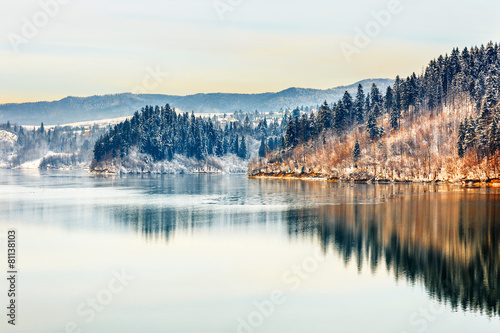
[0,122,108,169]
[90,105,284,173]
[250,42,500,184]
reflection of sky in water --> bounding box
[0,170,499,333]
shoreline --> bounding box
[248,172,500,187]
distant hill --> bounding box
[0,79,393,125]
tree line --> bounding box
[280,42,500,162]
[92,105,285,167]
[0,122,106,168]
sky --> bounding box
[1,0,500,103]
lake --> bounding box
[0,170,499,333]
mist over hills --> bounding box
[0,78,392,125]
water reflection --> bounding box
[288,182,500,318]
[1,171,499,320]
[110,179,500,318]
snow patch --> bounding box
[0,130,17,145]
[14,151,75,170]
[93,152,248,174]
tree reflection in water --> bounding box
[283,183,500,318]
[113,179,500,318]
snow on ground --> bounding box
[95,152,248,174]
[22,112,226,130]
[21,116,132,130]
[0,130,17,145]
[17,157,43,169]
[48,117,131,129]
[14,151,74,170]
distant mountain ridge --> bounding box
[0,78,393,125]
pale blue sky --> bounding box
[1,0,499,103]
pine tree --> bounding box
[364,93,371,121]
[485,41,497,66]
[244,115,251,132]
[354,84,365,124]
[352,140,361,168]
[372,103,382,119]
[333,101,347,134]
[464,117,476,149]
[238,136,247,159]
[284,117,298,148]
[308,112,317,138]
[394,76,402,112]
[370,83,383,108]
[233,134,239,155]
[258,138,267,158]
[215,134,224,157]
[390,106,401,131]
[488,119,498,155]
[367,111,383,142]
[389,82,401,130]
[384,86,394,113]
[316,101,331,132]
[342,91,354,125]
[457,121,466,158]
[299,114,310,143]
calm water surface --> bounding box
[0,170,499,333]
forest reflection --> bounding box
[113,179,500,318]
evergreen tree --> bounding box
[333,101,347,134]
[478,74,497,151]
[367,111,383,142]
[244,115,251,133]
[488,119,498,155]
[464,117,476,149]
[352,140,361,167]
[372,103,382,119]
[384,86,394,113]
[364,93,371,120]
[354,84,365,124]
[233,134,239,155]
[370,84,383,108]
[316,101,331,132]
[389,84,401,130]
[390,107,400,131]
[308,111,317,138]
[393,76,402,113]
[215,134,224,157]
[238,136,247,159]
[342,91,354,125]
[457,121,466,158]
[284,117,298,148]
[258,138,266,158]
[299,114,310,143]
